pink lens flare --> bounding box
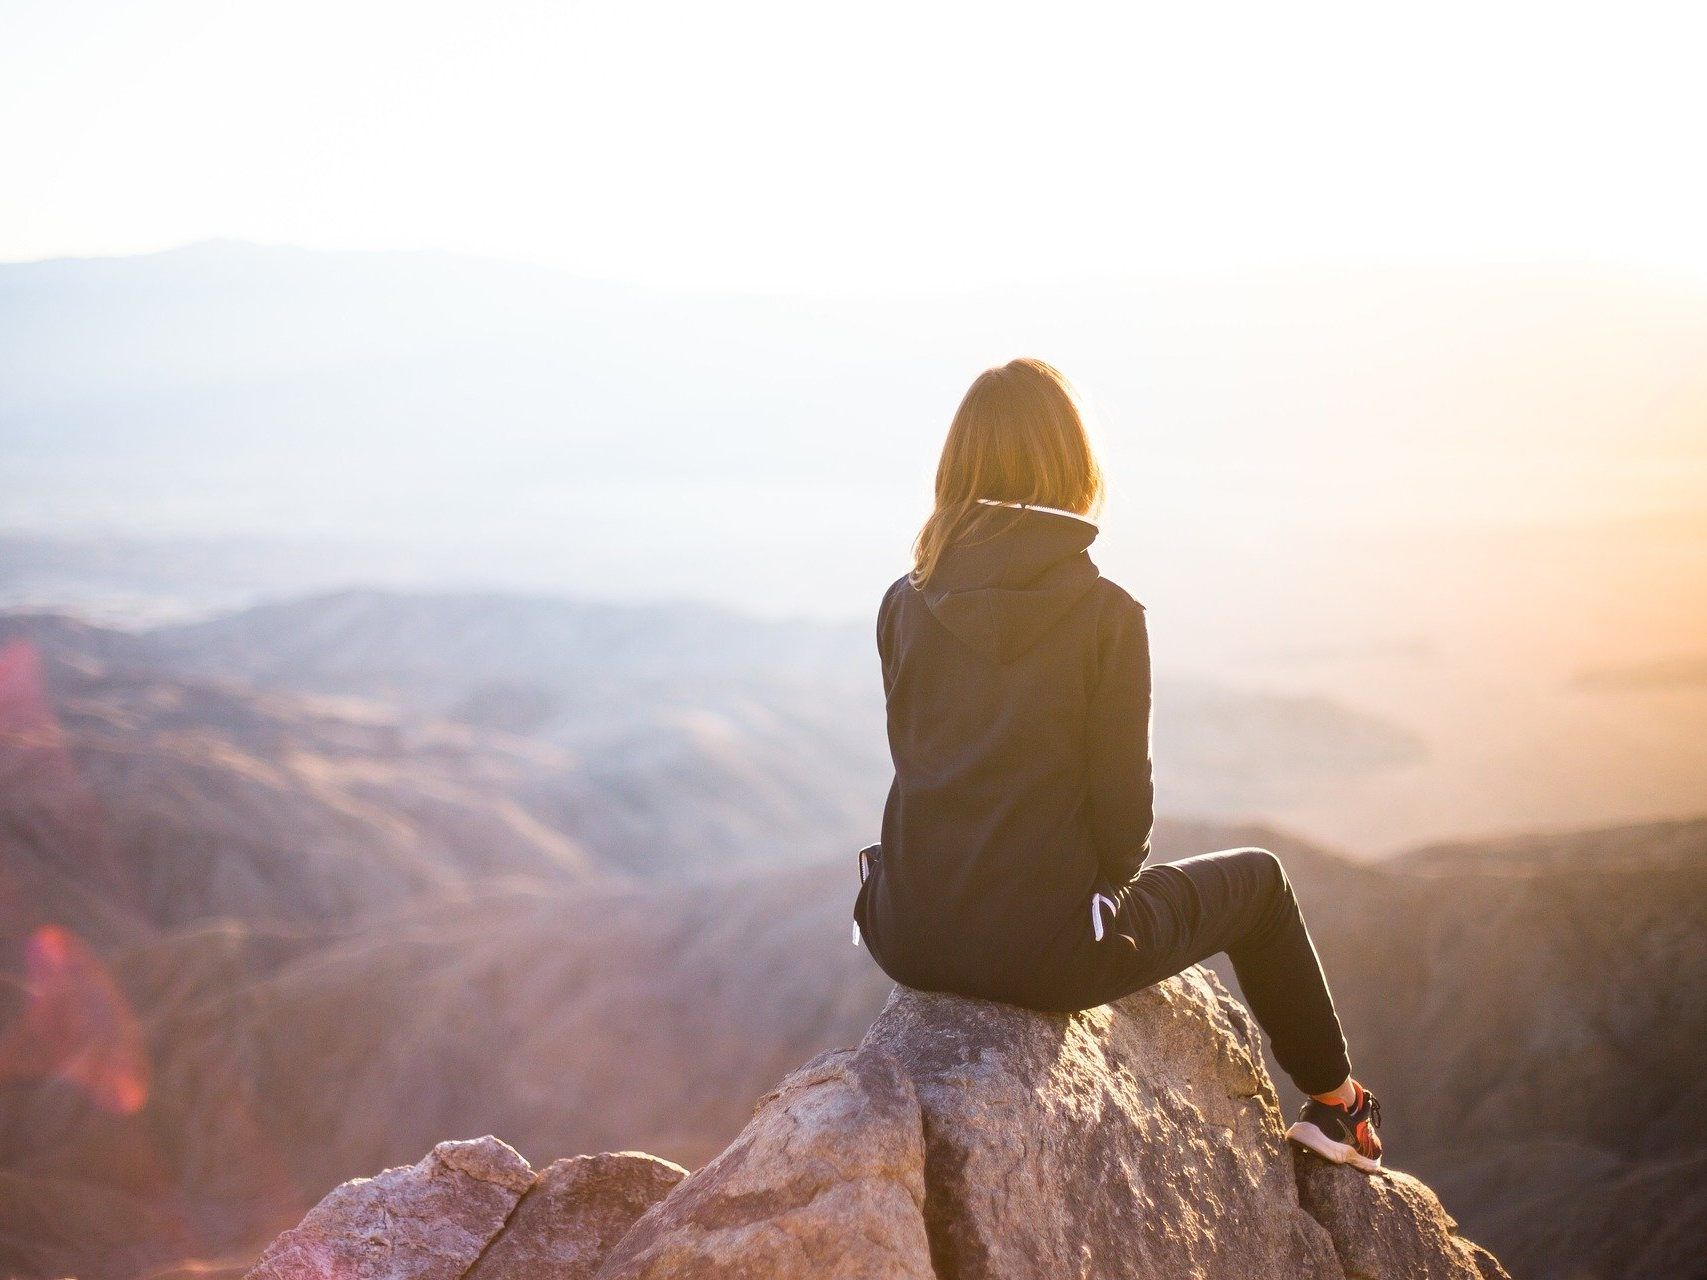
[0,923,149,1114]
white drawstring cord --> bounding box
[1091,892,1118,942]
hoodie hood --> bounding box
[921,505,1101,662]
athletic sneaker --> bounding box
[1286,1083,1383,1173]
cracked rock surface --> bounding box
[245,1138,536,1280]
[247,969,1506,1280]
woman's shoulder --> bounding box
[1086,578,1149,675]
[876,573,916,645]
[1089,574,1146,617]
[879,572,915,617]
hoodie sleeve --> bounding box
[876,577,901,698]
[1086,596,1154,886]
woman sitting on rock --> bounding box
[851,356,1384,1172]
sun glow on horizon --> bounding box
[2,0,1706,293]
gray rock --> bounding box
[1294,1154,1513,1280]
[594,1047,936,1278]
[464,1152,686,1280]
[864,969,1343,1278]
[245,1137,534,1280]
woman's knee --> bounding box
[1232,846,1293,898]
[1227,847,1301,944]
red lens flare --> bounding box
[0,923,149,1113]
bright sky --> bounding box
[2,0,1705,291]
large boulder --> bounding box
[598,968,1506,1279]
[854,971,1339,1278]
[248,969,1508,1280]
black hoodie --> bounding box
[855,503,1155,1009]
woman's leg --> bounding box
[1110,846,1351,1096]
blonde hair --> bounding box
[910,358,1104,585]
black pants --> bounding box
[1095,847,1351,1096]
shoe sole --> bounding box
[1286,1121,1383,1174]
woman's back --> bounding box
[855,501,1155,1008]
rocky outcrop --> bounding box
[245,1138,536,1280]
[244,1139,685,1280]
[1294,1155,1507,1280]
[245,967,1505,1280]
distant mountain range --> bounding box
[0,590,1426,882]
